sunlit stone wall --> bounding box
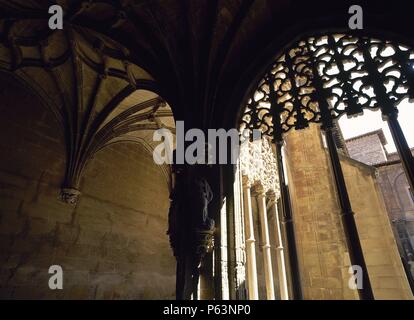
[285,124,413,300]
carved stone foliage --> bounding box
[0,21,175,204]
[240,137,280,196]
[241,33,414,139]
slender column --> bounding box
[358,39,414,192]
[220,196,230,300]
[323,125,374,300]
[269,192,289,300]
[254,185,275,300]
[234,162,247,299]
[303,40,374,299]
[384,112,414,192]
[225,166,237,300]
[269,74,303,299]
[199,253,214,299]
[242,176,259,300]
[274,141,303,299]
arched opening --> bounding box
[0,70,177,300]
[2,0,414,303]
[230,32,414,300]
[0,20,178,299]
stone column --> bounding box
[269,192,289,300]
[170,165,215,300]
[242,176,259,300]
[254,185,275,300]
[234,162,247,299]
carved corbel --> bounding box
[60,187,81,205]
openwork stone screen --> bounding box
[241,33,414,139]
[239,33,414,300]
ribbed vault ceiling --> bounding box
[0,0,413,202]
[1,0,411,129]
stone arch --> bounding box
[0,57,177,301]
[0,20,177,300]
[234,31,414,300]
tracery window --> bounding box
[241,34,414,137]
[237,33,414,300]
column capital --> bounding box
[242,175,252,188]
[267,190,278,201]
[267,192,278,215]
[60,188,81,205]
[251,183,266,197]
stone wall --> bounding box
[376,163,414,281]
[376,164,414,223]
[284,124,413,300]
[342,156,412,299]
[344,129,414,283]
[345,131,388,165]
[0,74,175,299]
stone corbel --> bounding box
[60,171,83,205]
[60,187,82,205]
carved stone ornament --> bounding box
[240,137,280,197]
[195,228,215,258]
[60,188,82,205]
[190,176,215,258]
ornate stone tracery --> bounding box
[240,32,414,300]
[240,137,280,197]
[237,136,290,299]
[241,33,414,137]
